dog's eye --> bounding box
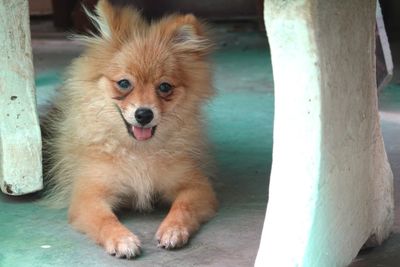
[158,82,173,94]
[117,79,132,91]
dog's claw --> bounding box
[105,234,141,259]
[156,225,190,249]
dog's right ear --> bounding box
[85,0,145,43]
[158,14,213,57]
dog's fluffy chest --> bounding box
[113,149,179,210]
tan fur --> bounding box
[43,0,217,259]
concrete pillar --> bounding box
[0,0,43,195]
[256,0,394,266]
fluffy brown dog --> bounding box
[43,0,217,259]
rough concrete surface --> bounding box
[258,1,393,266]
[0,0,43,195]
[351,84,400,266]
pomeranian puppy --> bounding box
[43,0,217,259]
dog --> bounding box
[43,0,217,259]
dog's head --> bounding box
[76,0,213,142]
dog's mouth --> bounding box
[131,126,157,141]
[115,104,157,141]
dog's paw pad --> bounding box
[156,226,189,249]
[105,234,141,259]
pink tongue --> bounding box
[133,126,153,141]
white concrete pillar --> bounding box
[0,0,43,195]
[256,0,394,266]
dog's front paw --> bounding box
[104,233,141,259]
[156,225,190,249]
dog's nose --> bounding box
[135,108,154,126]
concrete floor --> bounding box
[0,23,272,267]
[2,20,400,266]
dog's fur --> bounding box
[43,0,217,258]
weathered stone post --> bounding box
[256,1,394,265]
[0,0,43,195]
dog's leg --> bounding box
[156,171,217,249]
[68,179,141,259]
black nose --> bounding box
[135,108,154,126]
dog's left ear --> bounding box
[85,0,146,43]
[162,14,213,56]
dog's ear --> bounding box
[85,0,145,42]
[161,14,213,56]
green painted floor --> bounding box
[0,25,272,267]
